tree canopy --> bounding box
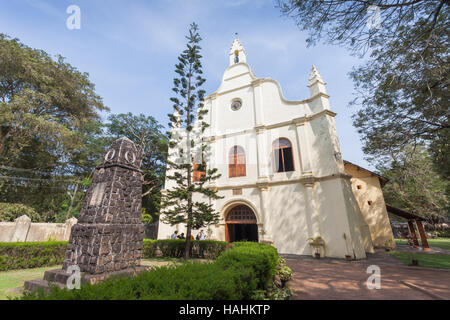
[106,113,168,222]
[160,23,222,259]
[0,34,108,221]
[0,35,170,224]
[378,145,449,221]
[278,0,449,179]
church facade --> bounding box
[157,39,394,259]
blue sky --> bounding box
[0,0,372,169]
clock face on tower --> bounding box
[231,100,242,111]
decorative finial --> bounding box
[229,36,247,66]
[308,65,327,97]
[309,65,324,85]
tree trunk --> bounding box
[184,220,192,260]
[184,67,193,260]
[67,183,79,220]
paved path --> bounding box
[283,253,450,300]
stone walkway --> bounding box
[283,251,450,300]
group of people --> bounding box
[171,230,205,240]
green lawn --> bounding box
[395,238,450,250]
[388,252,450,269]
[0,258,211,300]
[0,265,62,300]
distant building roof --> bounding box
[343,160,389,187]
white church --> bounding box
[157,39,395,260]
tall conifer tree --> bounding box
[160,23,222,260]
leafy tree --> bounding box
[105,113,168,222]
[0,202,41,222]
[378,145,449,221]
[160,23,222,260]
[0,34,108,220]
[278,1,449,178]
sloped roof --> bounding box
[386,204,425,221]
[343,160,389,187]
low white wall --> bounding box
[0,215,77,242]
[0,223,15,242]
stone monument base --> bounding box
[24,266,151,293]
[63,223,145,274]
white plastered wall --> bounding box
[158,46,372,259]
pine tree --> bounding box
[160,23,222,260]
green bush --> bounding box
[21,242,280,300]
[142,239,158,258]
[217,242,278,292]
[0,241,67,271]
[0,239,226,271]
[0,203,41,222]
[276,257,293,283]
[436,230,450,238]
[147,239,227,259]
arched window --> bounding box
[273,138,294,173]
[229,146,246,178]
[226,205,256,222]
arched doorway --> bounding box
[225,205,258,242]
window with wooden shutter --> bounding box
[193,163,206,182]
[273,138,294,173]
[229,146,246,178]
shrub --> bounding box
[436,230,450,238]
[147,239,227,259]
[0,241,67,271]
[142,239,158,258]
[0,203,41,222]
[21,242,280,300]
[217,242,278,292]
[0,239,226,271]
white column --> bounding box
[256,127,269,179]
[258,184,273,243]
[209,93,219,136]
[304,180,321,238]
[294,121,312,174]
[252,79,265,126]
[206,99,213,137]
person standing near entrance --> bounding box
[171,230,178,240]
[197,230,205,240]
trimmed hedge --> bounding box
[21,242,280,300]
[0,239,227,271]
[0,241,67,271]
[147,239,227,259]
[218,242,279,290]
